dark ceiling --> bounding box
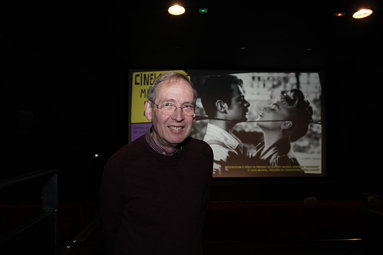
[112,0,382,70]
[2,0,382,71]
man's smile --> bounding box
[169,126,183,131]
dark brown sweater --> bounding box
[99,135,213,255]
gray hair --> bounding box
[147,72,197,106]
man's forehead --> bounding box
[156,79,194,100]
[164,77,189,85]
[159,78,190,89]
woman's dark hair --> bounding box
[280,89,313,142]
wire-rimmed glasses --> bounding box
[149,100,197,117]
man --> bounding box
[100,72,213,255]
[200,75,250,175]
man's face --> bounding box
[145,78,195,152]
[226,84,250,122]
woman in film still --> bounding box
[250,89,313,166]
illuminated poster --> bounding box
[130,70,189,123]
[129,70,324,178]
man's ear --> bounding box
[144,101,153,121]
[215,100,228,113]
[281,121,293,130]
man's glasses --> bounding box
[149,100,197,117]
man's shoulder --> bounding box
[185,137,212,149]
[204,123,227,136]
[203,124,235,144]
[184,137,213,156]
[106,136,147,166]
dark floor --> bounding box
[202,240,363,255]
[56,213,383,255]
[65,225,365,255]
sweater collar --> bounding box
[145,127,182,156]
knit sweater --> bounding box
[99,135,213,255]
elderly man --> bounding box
[100,72,213,255]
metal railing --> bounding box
[362,192,383,254]
[60,216,104,255]
[0,169,59,255]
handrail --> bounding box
[61,217,101,255]
[362,193,383,201]
[362,193,383,216]
[0,169,59,255]
[362,192,383,253]
[0,169,58,189]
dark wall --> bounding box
[2,44,380,203]
[1,2,382,203]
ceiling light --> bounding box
[333,12,345,17]
[168,5,185,15]
[352,9,373,19]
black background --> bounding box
[1,0,381,202]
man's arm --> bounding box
[200,148,213,239]
[99,162,125,254]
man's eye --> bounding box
[163,103,173,107]
[183,104,193,109]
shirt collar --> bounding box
[145,127,182,156]
[206,123,244,149]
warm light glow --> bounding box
[168,5,185,15]
[353,9,373,19]
[334,12,345,17]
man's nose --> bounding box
[171,107,184,121]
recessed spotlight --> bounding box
[333,12,345,17]
[168,5,185,15]
[353,9,373,19]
